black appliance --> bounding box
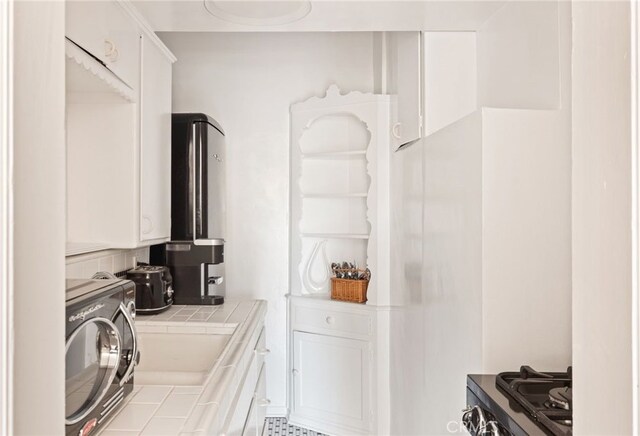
[126,265,173,314]
[152,113,226,305]
[464,366,572,436]
[65,279,139,436]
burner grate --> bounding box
[496,366,572,436]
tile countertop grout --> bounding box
[135,299,248,327]
[96,299,267,436]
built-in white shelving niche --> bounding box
[290,85,391,306]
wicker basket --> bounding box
[331,277,369,304]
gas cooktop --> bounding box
[466,366,572,436]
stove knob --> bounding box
[126,301,136,319]
[462,405,483,433]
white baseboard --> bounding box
[266,406,288,417]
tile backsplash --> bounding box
[66,247,150,279]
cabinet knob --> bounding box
[325,316,335,325]
[104,39,119,62]
[256,348,271,356]
[257,398,271,407]
[141,215,153,234]
[392,122,403,139]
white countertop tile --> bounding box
[140,417,187,436]
[97,300,267,436]
[106,403,160,431]
[130,386,172,405]
[181,403,219,433]
[172,386,203,395]
[154,393,199,418]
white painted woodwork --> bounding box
[384,32,422,148]
[241,331,268,436]
[66,0,141,88]
[11,1,66,433]
[292,331,370,434]
[65,0,175,253]
[290,85,391,306]
[572,1,634,433]
[66,99,140,248]
[0,0,9,431]
[225,349,259,435]
[65,38,137,103]
[140,33,172,242]
[132,1,507,32]
[287,295,389,435]
[222,326,268,436]
[477,0,560,109]
[423,32,477,136]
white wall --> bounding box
[66,248,150,279]
[481,106,572,372]
[572,2,633,433]
[160,32,375,414]
[11,2,66,433]
[477,0,560,109]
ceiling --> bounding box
[132,0,508,32]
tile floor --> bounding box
[264,417,326,436]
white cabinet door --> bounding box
[66,0,140,87]
[292,331,370,433]
[139,34,172,242]
[387,31,422,148]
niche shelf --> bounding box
[289,85,391,305]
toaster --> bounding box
[126,265,173,314]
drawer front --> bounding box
[254,363,268,436]
[292,305,371,338]
[253,327,268,373]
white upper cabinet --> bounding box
[66,0,140,88]
[65,0,175,255]
[384,31,422,148]
[140,33,173,242]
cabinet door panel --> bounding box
[66,0,139,88]
[66,1,109,65]
[293,331,370,431]
[140,35,172,241]
[387,31,422,148]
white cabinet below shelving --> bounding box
[292,331,371,434]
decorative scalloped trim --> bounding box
[291,84,389,111]
[65,39,136,102]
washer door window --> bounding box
[65,318,121,425]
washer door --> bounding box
[65,317,121,425]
